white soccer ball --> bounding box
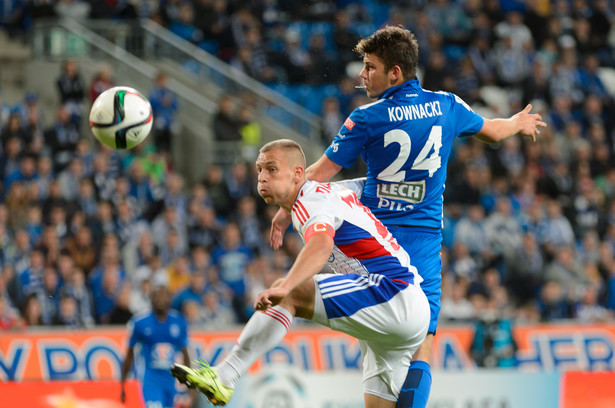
[89,86,153,149]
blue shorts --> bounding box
[142,370,177,408]
[387,227,442,334]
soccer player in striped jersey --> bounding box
[171,139,429,408]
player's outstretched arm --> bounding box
[474,104,547,144]
[256,232,333,311]
[120,346,135,402]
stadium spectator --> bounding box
[212,95,241,142]
[238,106,261,162]
[56,59,85,128]
[168,3,203,45]
[211,222,253,322]
[454,204,489,258]
[109,281,133,325]
[148,72,179,154]
[53,294,81,327]
[89,64,114,104]
[321,96,343,145]
[1,114,30,153]
[440,277,475,322]
[60,266,94,326]
[39,266,59,324]
[166,254,191,294]
[233,196,264,254]
[171,269,206,312]
[200,290,235,329]
[470,296,518,368]
[0,293,19,329]
[89,245,125,323]
[21,293,43,327]
[202,164,233,218]
[45,106,80,172]
[187,205,222,250]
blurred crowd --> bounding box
[0,0,615,341]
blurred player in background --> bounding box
[171,139,429,408]
[270,26,546,408]
[121,285,191,408]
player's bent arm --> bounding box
[281,233,334,291]
[257,233,334,309]
[474,104,546,144]
[305,155,342,182]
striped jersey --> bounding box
[291,180,420,284]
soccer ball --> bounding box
[89,86,153,149]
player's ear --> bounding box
[389,65,403,84]
[293,165,304,182]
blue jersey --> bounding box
[326,80,484,229]
[128,310,188,374]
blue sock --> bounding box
[397,361,432,408]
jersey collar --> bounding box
[379,79,421,100]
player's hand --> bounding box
[514,104,547,143]
[270,208,291,250]
[254,287,290,311]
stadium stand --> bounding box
[0,1,614,362]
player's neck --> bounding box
[154,310,168,321]
[280,181,306,213]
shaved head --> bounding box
[256,139,307,211]
[259,139,306,168]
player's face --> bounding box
[255,148,296,209]
[359,53,392,99]
[152,287,170,313]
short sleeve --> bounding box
[294,189,344,238]
[325,109,369,168]
[450,93,484,137]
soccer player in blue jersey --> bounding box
[121,285,191,408]
[270,26,547,408]
[171,139,429,408]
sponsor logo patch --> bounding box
[377,181,426,204]
[343,117,355,130]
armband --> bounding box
[304,222,335,243]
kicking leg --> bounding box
[172,278,315,406]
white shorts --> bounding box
[312,273,430,401]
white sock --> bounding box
[216,305,293,388]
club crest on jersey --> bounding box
[343,117,355,130]
[377,181,426,204]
